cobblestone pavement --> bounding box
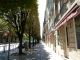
[0,42,64,60]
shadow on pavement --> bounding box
[0,47,18,60]
[9,42,51,60]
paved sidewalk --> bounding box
[41,42,64,60]
[0,41,64,60]
[0,43,19,60]
[10,41,64,60]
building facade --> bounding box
[43,0,80,60]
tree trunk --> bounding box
[18,34,23,55]
[34,39,36,45]
[15,37,16,42]
[33,37,34,46]
[29,27,31,49]
[37,39,40,43]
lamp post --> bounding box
[7,26,11,60]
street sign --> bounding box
[3,32,8,37]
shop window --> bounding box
[75,14,80,49]
[57,30,60,45]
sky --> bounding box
[38,0,46,38]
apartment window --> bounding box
[75,14,80,49]
[60,0,64,8]
[55,4,58,16]
[54,16,59,26]
[60,0,68,17]
[69,0,75,5]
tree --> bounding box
[0,0,38,55]
[33,18,41,43]
[24,5,39,48]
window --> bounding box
[60,0,68,17]
[75,14,80,49]
[69,0,75,5]
[66,27,69,46]
[57,30,60,45]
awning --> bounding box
[54,10,77,31]
[47,32,52,40]
[54,2,80,31]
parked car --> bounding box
[18,42,25,48]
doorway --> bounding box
[65,26,69,58]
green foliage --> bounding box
[0,19,8,31]
[0,0,38,34]
[0,0,38,12]
[23,33,29,40]
[0,0,40,54]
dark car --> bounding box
[18,42,25,48]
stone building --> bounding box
[43,0,80,60]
